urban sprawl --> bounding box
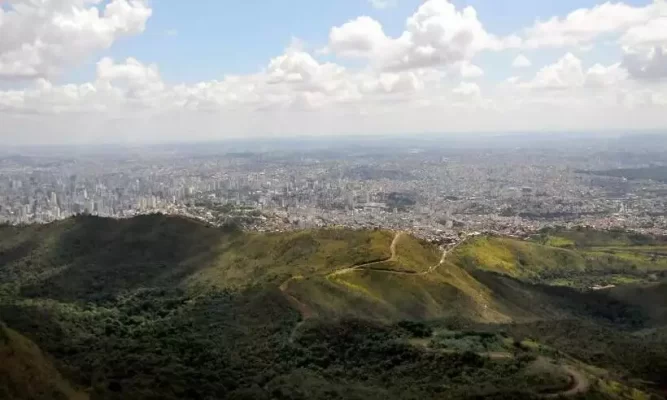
[2,139,667,244]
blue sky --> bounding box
[88,0,648,82]
[1,0,666,144]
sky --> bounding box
[1,0,666,145]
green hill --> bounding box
[448,233,667,289]
[0,214,394,301]
[0,322,88,400]
[448,235,587,279]
[1,215,665,399]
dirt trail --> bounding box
[328,231,405,277]
[540,365,590,398]
[409,340,590,398]
[389,231,403,259]
[421,238,463,275]
[329,232,470,278]
[280,231,405,335]
[280,276,315,318]
[280,231,472,336]
[282,232,470,319]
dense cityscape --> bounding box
[3,134,667,242]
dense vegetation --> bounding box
[1,215,666,399]
[581,166,667,183]
[449,229,667,289]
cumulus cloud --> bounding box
[451,62,484,78]
[621,17,667,47]
[0,0,152,80]
[516,53,628,90]
[329,0,519,71]
[360,71,425,94]
[623,45,667,80]
[521,1,666,49]
[452,81,480,97]
[586,62,629,87]
[328,16,389,58]
[267,48,346,93]
[519,53,585,89]
[0,47,434,116]
[512,54,532,68]
[2,0,667,144]
[369,0,396,10]
[0,57,170,114]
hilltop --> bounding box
[1,215,666,399]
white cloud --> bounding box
[516,53,628,90]
[267,48,345,92]
[369,0,396,10]
[329,0,518,72]
[0,0,152,80]
[512,54,532,68]
[328,16,389,58]
[586,62,628,87]
[452,62,484,78]
[360,72,422,94]
[2,0,667,144]
[621,15,667,47]
[623,45,667,80]
[452,81,480,97]
[519,53,585,90]
[0,48,428,116]
[521,1,666,49]
[0,57,170,114]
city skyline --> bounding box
[4,135,667,245]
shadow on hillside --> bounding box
[0,225,39,268]
[19,215,234,302]
[472,271,648,327]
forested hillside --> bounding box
[1,215,666,399]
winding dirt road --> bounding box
[280,231,404,318]
[410,341,590,399]
[328,232,468,278]
[328,231,405,277]
[540,365,590,398]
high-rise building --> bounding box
[85,200,95,214]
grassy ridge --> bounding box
[449,233,667,289]
[289,268,488,322]
[189,228,393,290]
[533,227,665,248]
[0,215,394,302]
[391,233,442,272]
[448,236,586,279]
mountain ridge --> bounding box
[1,215,666,399]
